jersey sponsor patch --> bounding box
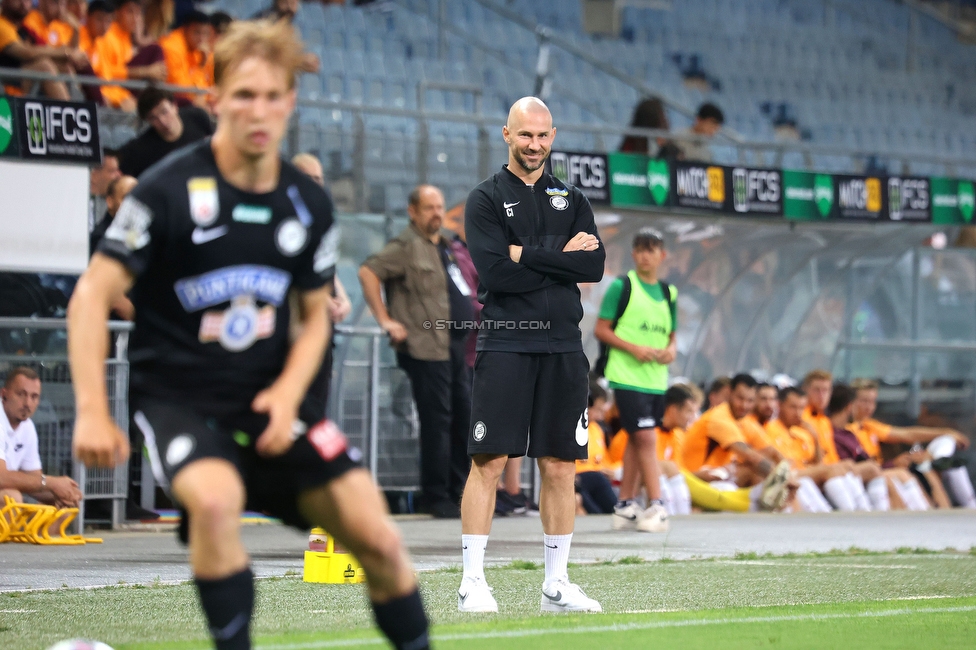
[174,265,291,312]
[198,296,276,351]
[276,217,308,256]
[188,177,219,227]
[550,195,569,210]
[313,225,340,274]
[104,196,153,250]
[307,419,349,461]
[232,204,272,224]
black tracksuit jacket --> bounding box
[465,165,605,354]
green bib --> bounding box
[605,270,673,393]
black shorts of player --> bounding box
[131,393,360,532]
[468,351,589,461]
[614,388,666,434]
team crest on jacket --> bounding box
[188,177,219,226]
[550,195,569,211]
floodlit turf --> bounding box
[3,553,976,649]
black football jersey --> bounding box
[98,139,338,409]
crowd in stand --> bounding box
[576,371,976,521]
[0,0,312,110]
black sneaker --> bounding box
[494,490,516,516]
[428,499,461,519]
[125,501,161,521]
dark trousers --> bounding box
[576,471,617,514]
[397,338,471,505]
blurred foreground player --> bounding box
[68,20,429,650]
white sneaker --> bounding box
[612,501,641,530]
[759,461,791,511]
[636,503,670,533]
[541,577,602,613]
[457,575,498,613]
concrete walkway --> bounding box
[2,510,974,592]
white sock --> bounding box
[866,476,890,511]
[894,479,922,510]
[543,533,572,583]
[747,483,763,511]
[845,473,872,511]
[943,467,976,508]
[824,476,857,511]
[659,476,675,516]
[462,534,488,580]
[797,476,832,512]
[668,474,692,515]
[905,479,931,510]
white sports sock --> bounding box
[893,480,922,510]
[942,467,976,508]
[797,476,832,512]
[747,483,763,512]
[904,479,931,511]
[824,476,857,511]
[845,473,872,511]
[543,533,572,583]
[668,474,692,515]
[659,476,675,515]
[462,534,489,580]
[866,476,890,511]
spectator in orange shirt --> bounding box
[24,0,75,47]
[77,0,111,60]
[159,10,213,106]
[0,0,86,98]
[850,379,972,509]
[93,0,166,111]
[801,369,839,464]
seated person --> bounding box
[92,0,166,111]
[159,10,213,106]
[78,0,112,61]
[765,386,852,513]
[118,86,213,178]
[705,376,731,409]
[0,0,87,99]
[614,383,790,514]
[575,384,619,515]
[22,0,105,102]
[24,0,74,47]
[680,373,790,511]
[850,379,973,509]
[0,367,82,509]
[827,384,891,511]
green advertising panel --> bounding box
[931,177,975,224]
[783,170,831,220]
[0,97,16,158]
[608,152,669,208]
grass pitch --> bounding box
[3,551,975,649]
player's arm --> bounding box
[516,194,605,283]
[594,318,657,363]
[728,441,774,477]
[67,254,134,468]
[252,284,331,456]
[886,425,969,450]
[465,189,554,293]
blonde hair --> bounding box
[801,369,832,388]
[214,20,304,90]
[850,378,879,392]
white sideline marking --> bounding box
[714,560,918,569]
[0,609,37,613]
[259,605,976,649]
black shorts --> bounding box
[131,393,360,529]
[614,388,666,434]
[468,351,589,461]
